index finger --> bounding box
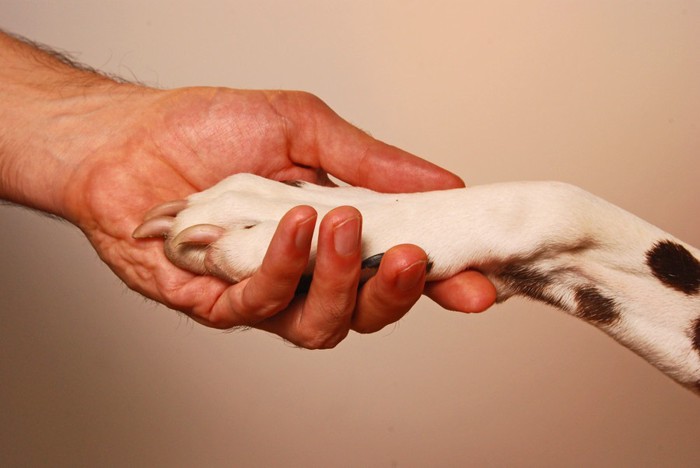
[208,205,317,327]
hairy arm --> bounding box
[0,31,155,217]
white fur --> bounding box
[135,173,700,394]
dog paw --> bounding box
[133,174,314,282]
[133,173,401,284]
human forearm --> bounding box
[0,31,150,219]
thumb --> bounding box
[267,90,466,193]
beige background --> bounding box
[2,1,699,466]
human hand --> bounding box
[0,34,495,346]
[74,88,496,346]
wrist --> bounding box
[0,31,155,219]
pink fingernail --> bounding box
[396,260,427,291]
[333,216,361,256]
[295,215,317,250]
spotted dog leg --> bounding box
[134,173,700,394]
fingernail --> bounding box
[295,214,317,250]
[396,260,427,291]
[333,216,361,256]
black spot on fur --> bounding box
[692,317,700,355]
[281,180,304,187]
[497,264,563,309]
[575,286,620,325]
[426,259,434,274]
[361,253,384,270]
[646,240,700,295]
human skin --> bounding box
[0,31,496,348]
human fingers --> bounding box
[351,244,428,334]
[424,270,497,313]
[256,206,363,348]
[207,205,317,328]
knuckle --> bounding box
[351,304,405,335]
[289,282,358,349]
[197,316,234,330]
[266,90,329,116]
[296,324,349,350]
[250,302,285,321]
[352,320,385,335]
[291,90,328,110]
[240,283,296,321]
[300,332,345,350]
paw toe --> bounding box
[143,199,188,220]
[132,216,176,239]
[164,224,225,275]
[132,199,188,238]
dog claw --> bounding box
[132,216,176,239]
[164,224,226,275]
[171,224,225,246]
[133,200,189,239]
[361,253,385,270]
[360,252,385,283]
[143,199,188,221]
